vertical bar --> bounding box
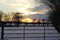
[44,24,45,40]
[1,22,4,39]
[43,19,45,40]
[23,24,25,40]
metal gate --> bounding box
[0,22,60,40]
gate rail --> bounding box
[0,21,52,40]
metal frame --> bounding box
[0,22,52,40]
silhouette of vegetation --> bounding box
[0,11,23,22]
[42,0,60,33]
[13,12,23,22]
[0,11,3,21]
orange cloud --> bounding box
[27,8,33,12]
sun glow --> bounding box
[21,18,33,23]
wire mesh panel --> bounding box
[0,22,60,40]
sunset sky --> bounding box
[0,0,51,20]
[0,0,50,14]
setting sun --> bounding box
[21,18,33,23]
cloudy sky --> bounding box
[0,0,51,19]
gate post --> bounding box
[1,22,4,40]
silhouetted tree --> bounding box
[42,0,60,33]
[13,12,23,22]
[0,11,3,21]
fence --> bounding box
[0,22,60,40]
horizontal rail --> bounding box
[0,21,52,24]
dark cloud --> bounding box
[35,0,41,3]
[32,4,48,12]
[24,14,48,19]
